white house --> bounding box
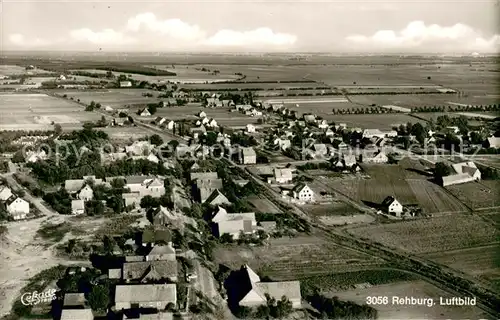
[120,81,132,88]
[104,105,114,112]
[139,108,151,117]
[212,207,256,239]
[77,185,94,201]
[362,150,388,163]
[241,147,257,164]
[246,124,256,133]
[6,196,29,220]
[292,183,314,202]
[71,199,85,215]
[382,196,403,217]
[442,161,482,186]
[26,150,47,163]
[198,111,207,118]
[274,168,293,184]
[0,186,13,201]
[165,120,175,130]
[317,120,329,129]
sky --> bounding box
[1,0,499,53]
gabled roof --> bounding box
[142,228,172,244]
[241,147,256,157]
[60,309,93,320]
[64,179,86,193]
[115,284,176,304]
[125,175,155,185]
[206,189,231,205]
[292,183,311,193]
[382,196,399,207]
[148,244,176,256]
[190,171,218,181]
[274,168,293,180]
[63,293,86,307]
[122,260,178,281]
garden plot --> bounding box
[213,236,383,280]
[446,180,500,210]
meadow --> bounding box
[62,89,163,108]
[0,93,99,130]
[320,114,426,129]
[346,214,500,254]
[446,180,500,210]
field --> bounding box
[0,93,100,130]
[406,179,468,215]
[149,64,240,83]
[0,65,54,76]
[446,180,500,210]
[99,126,150,141]
[62,89,163,108]
[348,93,454,108]
[213,236,383,280]
[247,195,282,213]
[424,245,500,291]
[332,280,488,320]
[179,81,324,90]
[196,64,312,82]
[347,214,500,254]
[321,114,426,129]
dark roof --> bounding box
[122,260,178,281]
[141,228,172,244]
[382,196,396,207]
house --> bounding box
[312,144,328,158]
[152,206,178,225]
[303,114,316,123]
[146,153,160,164]
[212,207,256,239]
[6,196,29,220]
[139,108,151,117]
[60,309,94,320]
[274,138,291,150]
[120,81,132,88]
[246,124,256,133]
[362,129,397,139]
[0,186,13,201]
[198,111,207,118]
[63,292,87,308]
[382,196,403,217]
[165,120,175,130]
[123,192,141,208]
[77,185,94,201]
[126,176,165,199]
[197,180,223,203]
[126,141,154,156]
[487,137,500,148]
[235,265,301,308]
[114,284,177,310]
[71,199,85,215]
[25,150,47,163]
[206,189,231,206]
[146,243,176,261]
[241,147,257,164]
[325,128,334,137]
[206,97,222,107]
[362,150,388,163]
[122,260,178,283]
[317,120,328,129]
[292,183,314,202]
[250,109,263,117]
[446,126,460,134]
[155,117,167,126]
[104,105,114,112]
[343,154,357,167]
[274,168,293,184]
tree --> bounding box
[87,284,110,311]
[150,134,163,146]
[140,195,160,209]
[54,123,62,135]
[273,296,293,318]
[220,233,234,243]
[434,162,451,178]
[410,122,426,144]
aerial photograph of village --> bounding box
[0,1,499,320]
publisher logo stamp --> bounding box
[21,289,57,306]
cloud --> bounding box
[126,13,206,41]
[8,12,297,50]
[69,28,135,45]
[346,21,500,53]
[8,33,52,47]
[204,27,297,47]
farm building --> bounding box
[246,124,256,133]
[362,150,388,163]
[382,196,403,217]
[211,206,256,239]
[139,108,151,117]
[114,284,176,310]
[206,189,231,206]
[292,183,314,202]
[234,265,302,308]
[442,161,481,187]
[362,129,398,139]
